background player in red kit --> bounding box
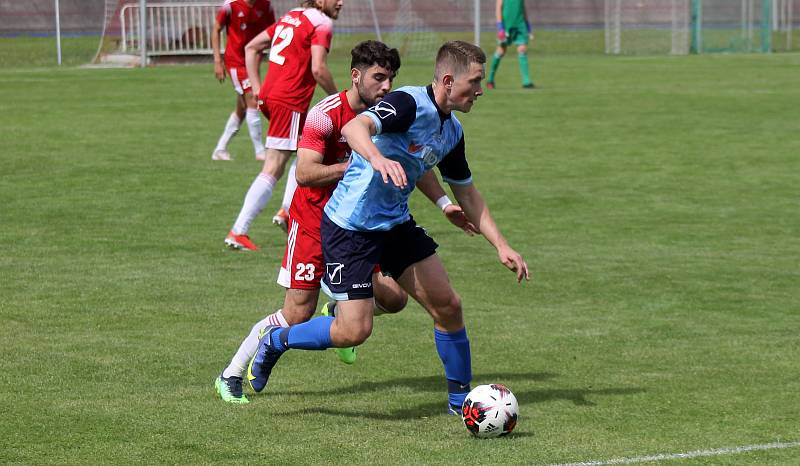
[211,0,275,161]
[224,0,342,251]
[215,41,477,403]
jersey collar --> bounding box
[426,85,451,131]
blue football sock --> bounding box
[434,327,472,407]
[269,327,289,352]
[276,316,334,350]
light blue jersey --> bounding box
[324,85,472,231]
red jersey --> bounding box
[259,8,334,112]
[291,91,356,234]
[217,0,276,69]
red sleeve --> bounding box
[266,21,278,40]
[310,19,333,49]
[298,107,333,153]
[216,4,231,27]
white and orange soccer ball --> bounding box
[461,384,519,438]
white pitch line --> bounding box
[550,441,800,466]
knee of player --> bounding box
[495,47,507,57]
[262,162,284,178]
[244,92,259,109]
[345,321,372,346]
[262,150,291,177]
[283,307,315,324]
[517,45,528,55]
[438,291,463,317]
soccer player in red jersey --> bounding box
[211,0,276,161]
[224,0,342,251]
[215,41,477,403]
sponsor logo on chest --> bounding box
[408,142,439,168]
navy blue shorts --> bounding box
[320,214,438,300]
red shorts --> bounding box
[228,66,252,95]
[277,217,379,290]
[259,99,307,151]
[278,217,324,290]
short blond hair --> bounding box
[434,40,486,81]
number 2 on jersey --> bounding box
[269,25,294,65]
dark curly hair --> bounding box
[350,40,401,74]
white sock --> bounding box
[232,173,276,235]
[245,108,265,156]
[222,310,289,378]
[281,159,298,211]
[215,112,241,152]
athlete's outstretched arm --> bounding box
[340,115,407,188]
[295,148,348,187]
[311,45,337,96]
[244,30,271,97]
[451,183,530,282]
[212,19,225,82]
[416,171,478,235]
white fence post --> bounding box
[55,0,62,65]
[139,0,147,67]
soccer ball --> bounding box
[461,384,519,438]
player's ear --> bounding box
[442,73,454,89]
[351,68,361,84]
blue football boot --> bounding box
[247,326,286,392]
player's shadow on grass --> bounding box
[268,371,557,397]
[274,372,645,421]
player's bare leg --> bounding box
[320,273,407,364]
[212,95,246,161]
[372,272,408,314]
[397,255,463,331]
[225,148,292,251]
[328,298,375,347]
[261,148,292,180]
[397,254,470,414]
[282,288,320,323]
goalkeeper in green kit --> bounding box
[487,0,535,89]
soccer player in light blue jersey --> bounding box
[248,41,530,414]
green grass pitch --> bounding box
[1,42,800,464]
